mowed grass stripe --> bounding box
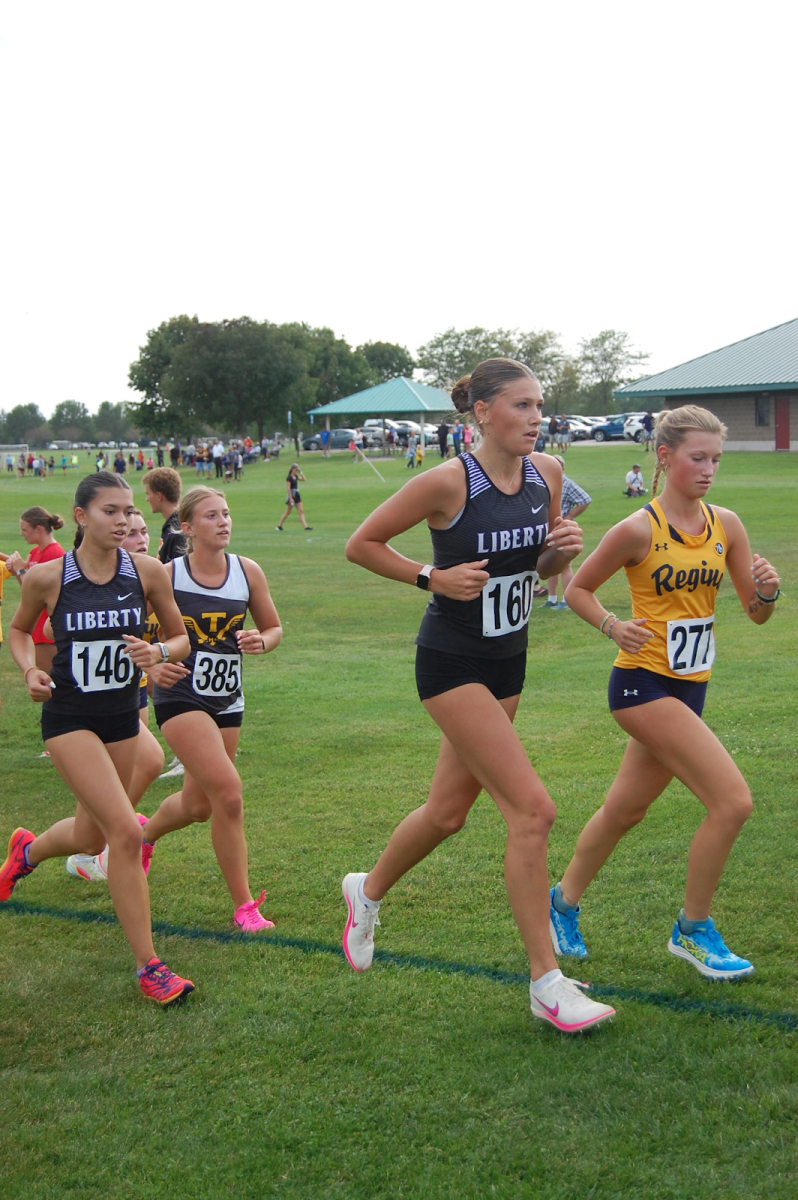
[4,900,796,1032]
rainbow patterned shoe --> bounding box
[233,889,275,932]
[138,958,195,1005]
[0,829,37,901]
[66,853,108,882]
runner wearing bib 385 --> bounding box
[140,486,283,933]
[341,357,615,1035]
[549,406,780,981]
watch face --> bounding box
[416,572,430,590]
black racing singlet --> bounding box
[153,553,250,716]
[44,549,144,715]
[415,453,550,658]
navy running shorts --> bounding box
[608,666,707,717]
[415,644,526,702]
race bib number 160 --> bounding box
[666,616,716,675]
[482,571,538,638]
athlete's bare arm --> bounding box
[565,512,655,653]
[346,460,490,602]
[123,556,190,671]
[713,507,780,625]
[530,454,584,580]
[237,558,283,655]
[8,560,64,699]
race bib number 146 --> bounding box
[482,571,538,638]
[666,616,716,675]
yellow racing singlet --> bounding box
[614,498,728,682]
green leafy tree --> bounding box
[51,400,95,442]
[578,330,649,414]
[95,402,134,443]
[358,341,415,382]
[160,319,309,444]
[416,327,566,392]
[544,359,584,414]
[5,403,47,444]
[127,314,200,434]
[287,325,376,410]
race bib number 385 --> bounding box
[666,616,716,675]
[192,650,242,696]
[482,571,538,638]
[71,640,135,692]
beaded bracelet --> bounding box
[605,618,619,640]
[755,587,780,604]
[599,612,616,635]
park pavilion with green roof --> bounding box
[615,318,798,451]
[308,377,454,439]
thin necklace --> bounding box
[476,454,522,492]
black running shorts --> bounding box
[415,644,526,702]
[41,707,141,744]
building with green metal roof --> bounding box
[308,377,454,420]
[615,318,798,450]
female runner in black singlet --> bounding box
[341,358,615,1034]
[139,486,283,932]
[276,464,313,531]
[2,472,194,1005]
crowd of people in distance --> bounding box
[0,366,782,1037]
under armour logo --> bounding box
[654,542,668,551]
[623,689,639,696]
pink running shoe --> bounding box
[136,814,154,876]
[233,889,275,932]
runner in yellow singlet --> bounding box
[548,405,780,981]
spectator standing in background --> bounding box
[452,420,463,455]
[642,411,655,452]
[156,446,165,467]
[405,435,417,468]
[143,468,188,563]
[548,414,559,449]
[212,439,224,478]
[544,456,591,609]
[437,421,448,458]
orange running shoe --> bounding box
[0,829,37,901]
[137,958,195,1005]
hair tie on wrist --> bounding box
[599,612,616,635]
[756,587,780,604]
[23,666,37,681]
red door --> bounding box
[775,396,790,450]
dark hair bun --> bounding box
[451,376,472,413]
[50,513,65,531]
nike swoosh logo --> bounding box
[531,504,545,514]
[117,592,133,601]
[536,998,559,1017]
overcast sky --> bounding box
[3,0,795,417]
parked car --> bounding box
[590,414,635,442]
[624,412,660,443]
[302,427,358,451]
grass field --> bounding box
[1,445,796,1199]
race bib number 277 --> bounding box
[666,616,716,675]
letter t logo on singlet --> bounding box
[202,612,227,632]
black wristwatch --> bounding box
[416,564,434,591]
